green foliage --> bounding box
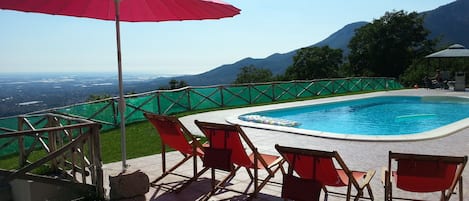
[87,94,111,101]
[285,46,343,80]
[159,79,188,90]
[233,65,273,84]
[347,10,436,78]
[272,74,289,81]
[433,57,469,73]
[399,59,429,87]
[401,46,469,87]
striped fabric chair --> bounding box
[144,113,208,191]
[195,120,284,199]
[275,144,375,201]
[384,151,467,201]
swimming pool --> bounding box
[228,95,469,141]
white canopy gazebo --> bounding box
[426,44,469,58]
[425,44,469,91]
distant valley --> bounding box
[0,72,174,117]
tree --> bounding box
[234,65,273,84]
[159,79,188,90]
[399,59,429,87]
[87,94,111,101]
[284,46,343,80]
[347,10,436,77]
[168,79,187,89]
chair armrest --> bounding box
[189,138,209,147]
[359,169,376,189]
[268,157,285,169]
[264,156,285,176]
[380,167,388,185]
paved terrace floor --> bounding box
[102,89,469,201]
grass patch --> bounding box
[0,150,48,170]
[100,121,162,164]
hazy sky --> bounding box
[0,0,455,75]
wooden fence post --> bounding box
[17,116,26,167]
[90,123,104,199]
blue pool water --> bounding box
[241,96,469,135]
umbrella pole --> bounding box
[115,0,127,171]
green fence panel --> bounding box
[125,95,156,124]
[375,78,386,89]
[0,117,18,156]
[0,138,18,157]
[332,79,348,94]
[0,117,18,134]
[158,90,190,115]
[389,79,403,89]
[222,86,251,107]
[296,82,316,98]
[57,102,116,131]
[20,116,48,130]
[251,84,274,104]
[368,79,379,90]
[315,80,333,96]
[357,78,367,91]
[133,94,159,115]
[348,78,362,92]
[363,78,376,90]
[189,87,222,110]
[375,79,387,90]
[0,135,40,157]
[375,79,386,90]
[1,116,49,157]
[58,100,116,125]
[273,82,296,101]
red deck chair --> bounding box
[275,144,375,201]
[143,113,208,191]
[384,151,467,201]
[194,120,284,199]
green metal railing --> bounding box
[0,77,402,157]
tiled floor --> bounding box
[103,89,469,200]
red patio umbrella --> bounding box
[0,0,241,171]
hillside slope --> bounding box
[423,0,469,47]
[141,22,367,88]
[141,0,469,89]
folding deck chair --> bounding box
[194,120,284,199]
[275,144,375,201]
[383,151,467,201]
[143,112,208,191]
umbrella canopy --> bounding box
[426,44,469,58]
[0,0,240,22]
[0,0,240,171]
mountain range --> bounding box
[137,0,469,90]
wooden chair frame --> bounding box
[194,120,284,200]
[384,151,467,201]
[144,112,208,192]
[275,144,375,201]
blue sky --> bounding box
[0,0,455,75]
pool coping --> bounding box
[226,91,469,142]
